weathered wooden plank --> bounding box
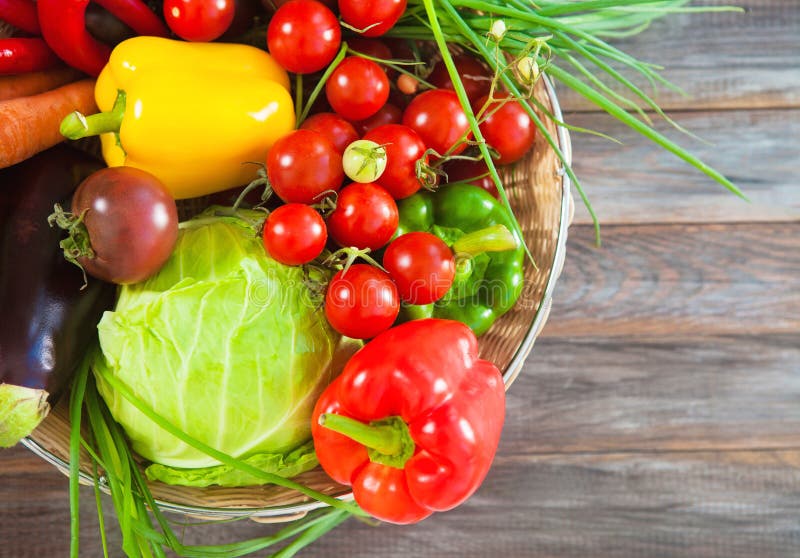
[554,0,800,112]
[4,448,800,558]
[157,449,800,557]
[541,223,800,338]
[565,108,800,225]
[0,447,122,557]
[504,333,800,454]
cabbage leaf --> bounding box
[93,208,345,484]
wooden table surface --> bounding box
[2,1,798,556]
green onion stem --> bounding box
[68,354,91,558]
[299,43,349,124]
[536,0,690,17]
[549,65,745,198]
[390,0,746,242]
[84,384,141,556]
[422,0,535,263]
[557,48,654,125]
[436,0,600,243]
[91,460,110,558]
[270,510,351,558]
[549,29,702,140]
[83,373,357,558]
[347,47,436,89]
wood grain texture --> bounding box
[567,108,800,225]
[555,0,800,112]
[542,223,800,338]
[504,334,800,453]
[4,447,800,558]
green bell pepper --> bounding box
[395,183,525,336]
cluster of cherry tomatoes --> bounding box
[252,5,535,341]
[260,121,455,340]
[158,0,538,341]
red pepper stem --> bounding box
[452,224,518,257]
[319,414,416,469]
[60,90,126,140]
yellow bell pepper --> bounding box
[60,37,295,199]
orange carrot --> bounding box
[0,78,97,169]
[0,66,84,102]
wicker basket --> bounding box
[8,26,572,518]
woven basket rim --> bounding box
[21,74,572,520]
[499,74,572,389]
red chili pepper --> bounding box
[37,0,169,77]
[311,318,506,524]
[0,38,60,75]
[0,0,40,34]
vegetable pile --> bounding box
[0,0,741,556]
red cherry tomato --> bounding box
[326,56,390,121]
[351,103,402,136]
[300,112,359,154]
[263,204,327,265]
[402,89,470,155]
[338,0,406,37]
[163,0,235,41]
[428,54,493,106]
[267,0,341,74]
[70,167,178,284]
[267,129,344,204]
[383,232,455,305]
[443,158,498,198]
[363,124,426,199]
[327,182,398,250]
[324,264,399,339]
[477,93,536,165]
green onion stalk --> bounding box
[69,346,365,558]
[386,0,744,242]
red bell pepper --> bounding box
[311,318,506,524]
[0,0,40,34]
[0,38,60,75]
[37,0,169,76]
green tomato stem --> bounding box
[61,90,126,140]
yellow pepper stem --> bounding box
[61,90,126,140]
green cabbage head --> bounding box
[93,208,348,486]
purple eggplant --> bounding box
[0,145,115,447]
[84,3,137,47]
